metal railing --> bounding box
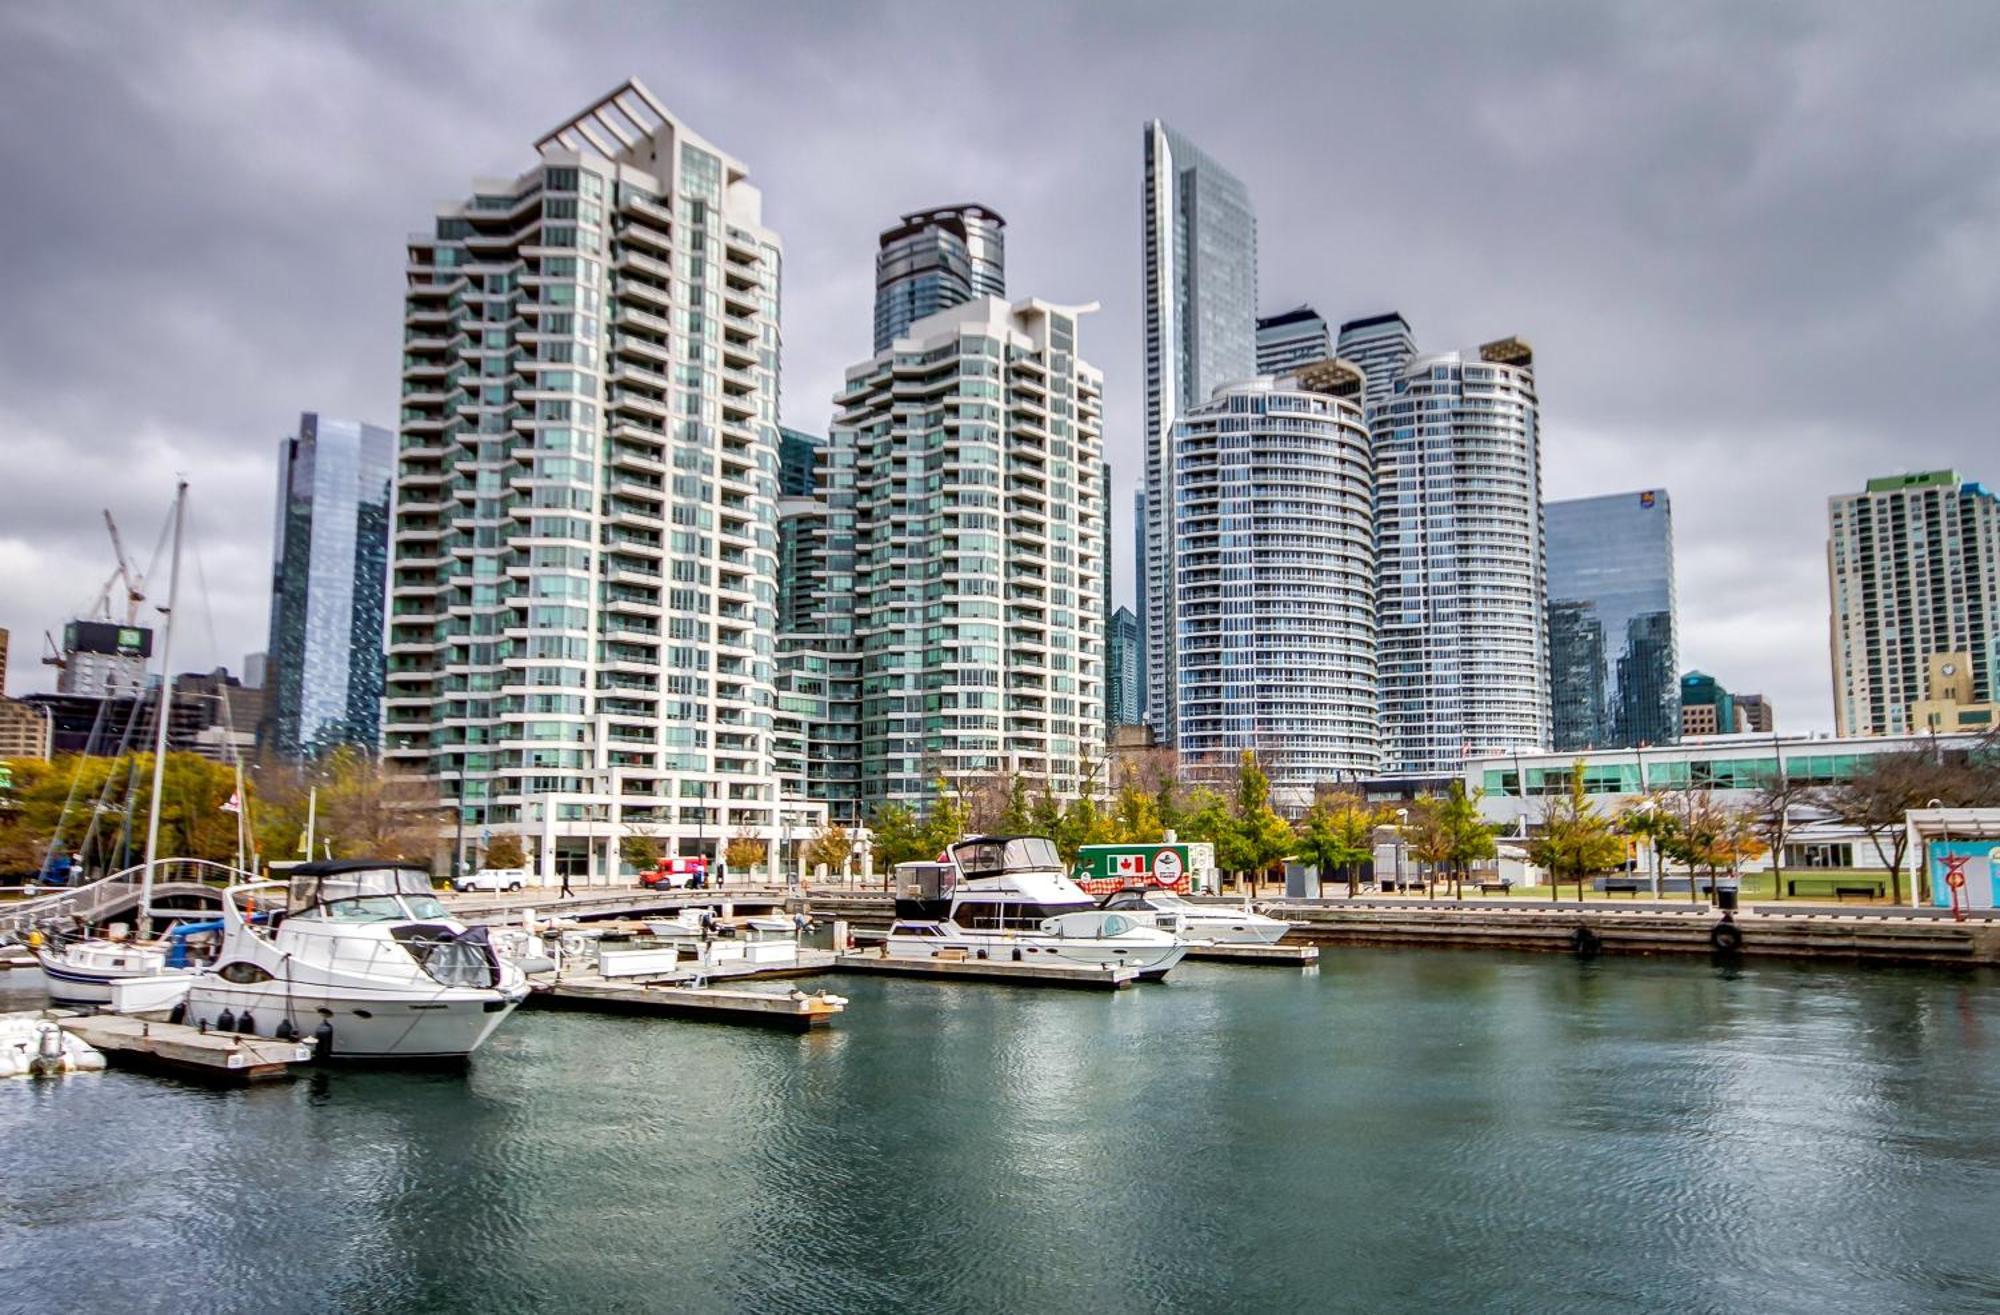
[0,859,252,942]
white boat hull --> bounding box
[886,930,1188,979]
[1180,915,1291,946]
[183,981,526,1060]
[35,948,172,1005]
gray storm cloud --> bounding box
[3,0,1997,731]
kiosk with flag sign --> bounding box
[1072,842,1215,896]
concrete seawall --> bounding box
[1269,901,2000,967]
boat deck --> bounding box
[832,947,1140,989]
[1184,941,1319,965]
[57,1014,313,1082]
[529,977,845,1030]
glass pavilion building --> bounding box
[262,412,392,758]
[1545,490,1678,749]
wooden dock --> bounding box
[832,948,1139,989]
[1184,941,1319,965]
[530,978,847,1030]
[57,1014,313,1082]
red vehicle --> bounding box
[640,855,708,889]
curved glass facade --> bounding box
[872,205,1005,353]
[1375,342,1548,774]
[1173,369,1378,791]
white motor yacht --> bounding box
[885,836,1189,980]
[1097,887,1293,946]
[35,935,175,1006]
[180,861,528,1061]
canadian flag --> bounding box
[220,791,242,815]
[1115,854,1147,875]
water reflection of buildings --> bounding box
[1546,490,1678,750]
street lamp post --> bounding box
[1394,807,1408,894]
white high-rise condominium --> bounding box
[836,296,1107,807]
[1174,361,1379,798]
[1142,120,1257,748]
[1255,305,1331,376]
[1375,338,1549,775]
[1828,470,2000,735]
[386,80,805,883]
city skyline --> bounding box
[5,4,2000,735]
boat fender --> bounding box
[274,1018,296,1041]
[238,1010,256,1037]
[313,1020,335,1063]
[1570,926,1601,958]
[1011,947,1022,962]
[1709,919,1743,955]
[975,949,988,960]
[30,1024,64,1076]
[197,1018,208,1034]
[216,1008,236,1034]
[167,1001,186,1026]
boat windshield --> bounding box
[952,837,1062,877]
[291,866,448,922]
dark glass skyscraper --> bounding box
[872,204,1006,352]
[262,413,392,758]
[778,427,819,498]
[1109,606,1141,729]
[1546,490,1678,749]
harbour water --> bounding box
[3,951,1998,1314]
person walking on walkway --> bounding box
[559,868,574,899]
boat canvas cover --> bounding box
[287,861,436,910]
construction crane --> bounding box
[39,509,154,672]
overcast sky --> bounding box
[4,2,1998,733]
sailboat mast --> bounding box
[139,480,188,927]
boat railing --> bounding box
[0,859,256,942]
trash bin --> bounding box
[1715,885,1739,911]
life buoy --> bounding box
[1709,921,1743,954]
[1570,926,1601,957]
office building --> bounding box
[1255,305,1331,375]
[1336,312,1417,413]
[872,204,1005,353]
[1375,338,1548,775]
[778,427,820,498]
[1679,670,1733,737]
[0,699,51,760]
[384,80,800,883]
[260,412,392,759]
[1546,490,1678,749]
[1829,470,2000,735]
[1108,605,1140,729]
[1132,488,1147,722]
[1142,120,1257,745]
[1173,361,1379,797]
[1736,693,1774,733]
[836,295,1106,807]
[241,652,267,690]
[54,620,151,700]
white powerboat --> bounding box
[180,861,528,1061]
[1097,887,1293,946]
[887,836,1189,980]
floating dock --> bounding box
[529,978,846,1030]
[56,1014,313,1082]
[1184,941,1319,965]
[832,948,1139,989]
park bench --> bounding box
[1598,880,1644,896]
[1477,880,1512,895]
[1786,876,1886,900]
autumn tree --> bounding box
[804,822,854,876]
[1297,792,1377,897]
[724,831,767,874]
[484,834,526,870]
[1815,748,1996,903]
[1230,752,1295,893]
[1442,782,1499,899]
[1405,796,1454,898]
[620,832,661,872]
[1527,767,1625,901]
[869,803,928,879]
[1750,769,1815,900]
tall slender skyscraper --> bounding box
[386,80,789,882]
[1173,361,1379,795]
[1336,312,1417,414]
[839,296,1106,806]
[1375,338,1548,774]
[1142,121,1257,746]
[1108,605,1141,729]
[262,412,392,758]
[872,204,1006,352]
[1828,470,2000,735]
[1546,490,1678,749]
